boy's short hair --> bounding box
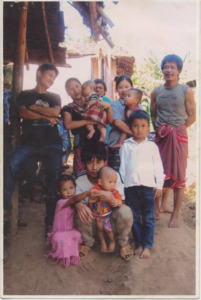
[36,63,58,82]
[128,88,143,101]
[128,110,149,127]
[161,54,183,71]
[81,141,107,164]
[94,79,107,91]
[82,80,96,91]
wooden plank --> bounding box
[9,184,19,236]
[41,2,55,64]
[89,2,99,42]
[10,2,28,235]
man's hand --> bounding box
[76,202,94,224]
[47,117,59,125]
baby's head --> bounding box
[81,80,96,98]
[97,166,117,192]
[124,88,143,108]
[57,174,76,199]
[128,110,150,142]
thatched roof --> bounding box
[3,2,67,66]
[3,1,115,66]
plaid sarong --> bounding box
[155,124,188,188]
[68,102,107,127]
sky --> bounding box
[61,0,198,79]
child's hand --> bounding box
[154,189,162,200]
[89,189,100,200]
[97,101,110,110]
[86,100,97,110]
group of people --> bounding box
[3,54,196,268]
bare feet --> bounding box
[110,143,122,150]
[87,129,95,140]
[140,248,151,259]
[99,133,106,143]
[108,241,115,253]
[168,214,179,228]
[159,206,172,214]
[134,246,143,256]
[100,240,108,253]
[155,210,160,221]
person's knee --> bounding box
[117,204,133,222]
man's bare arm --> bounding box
[185,88,196,128]
[29,105,61,118]
[150,90,157,130]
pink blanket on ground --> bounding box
[46,199,82,268]
[155,124,188,188]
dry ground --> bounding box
[3,190,197,298]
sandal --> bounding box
[79,245,91,258]
[120,244,133,261]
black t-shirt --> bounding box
[61,104,100,148]
[16,89,62,145]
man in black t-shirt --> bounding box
[4,64,62,232]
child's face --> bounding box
[81,84,93,97]
[124,91,139,108]
[98,172,117,191]
[130,118,149,143]
[116,79,132,100]
[59,180,76,199]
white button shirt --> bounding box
[119,137,165,189]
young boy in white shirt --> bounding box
[119,110,165,259]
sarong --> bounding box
[155,124,188,188]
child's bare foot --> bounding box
[134,246,143,256]
[108,240,115,253]
[87,130,95,140]
[99,133,106,143]
[155,210,160,221]
[100,240,108,253]
[168,214,179,228]
[110,143,122,150]
[140,248,151,259]
[159,206,172,214]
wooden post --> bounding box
[89,2,99,42]
[41,2,55,64]
[9,2,28,236]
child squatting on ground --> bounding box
[81,80,113,142]
[111,88,143,150]
[119,110,165,259]
[46,174,82,268]
[88,166,123,253]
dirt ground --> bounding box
[3,189,196,298]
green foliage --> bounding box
[132,52,192,95]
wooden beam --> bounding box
[96,5,114,28]
[10,2,28,236]
[11,1,28,151]
[41,2,55,64]
[99,26,114,48]
[89,2,99,42]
